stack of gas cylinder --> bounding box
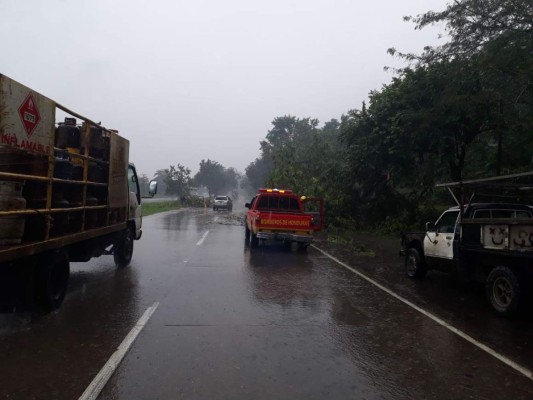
[0,180,26,245]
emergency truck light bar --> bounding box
[259,188,293,194]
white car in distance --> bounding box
[213,196,233,212]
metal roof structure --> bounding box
[435,171,533,212]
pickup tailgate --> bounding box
[255,212,313,231]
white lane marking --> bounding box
[312,245,533,381]
[196,230,210,246]
[78,302,160,400]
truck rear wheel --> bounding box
[405,248,426,279]
[114,228,134,268]
[250,232,259,248]
[297,243,309,252]
[36,250,70,311]
[486,266,521,317]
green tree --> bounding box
[398,0,533,63]
[224,167,239,192]
[245,156,273,190]
[243,0,533,232]
[194,159,238,197]
[340,57,501,226]
[260,115,321,189]
[159,164,192,197]
[254,116,348,225]
[391,0,533,177]
[165,164,192,197]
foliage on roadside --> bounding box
[142,201,181,216]
[194,159,239,198]
[142,197,212,216]
[320,228,376,257]
[152,164,192,197]
[245,0,533,236]
[140,158,240,202]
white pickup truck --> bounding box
[401,202,533,316]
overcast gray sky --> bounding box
[1,0,448,178]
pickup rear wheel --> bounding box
[250,232,259,248]
[297,243,309,252]
[114,228,134,268]
[245,222,251,239]
[405,248,426,279]
[486,267,521,317]
[36,250,70,311]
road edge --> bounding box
[312,244,533,381]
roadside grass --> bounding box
[319,228,376,257]
[322,219,378,256]
[142,201,181,216]
[326,233,376,256]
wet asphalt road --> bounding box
[0,208,532,399]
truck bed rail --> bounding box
[0,223,126,264]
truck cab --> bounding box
[127,163,143,239]
[423,208,460,268]
[418,204,533,270]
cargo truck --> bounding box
[0,74,156,310]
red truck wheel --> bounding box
[250,232,259,248]
[297,243,309,252]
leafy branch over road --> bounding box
[245,0,533,234]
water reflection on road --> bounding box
[0,209,531,400]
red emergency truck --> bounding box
[244,189,324,249]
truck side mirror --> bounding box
[149,180,158,197]
[425,221,435,231]
[245,203,251,208]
